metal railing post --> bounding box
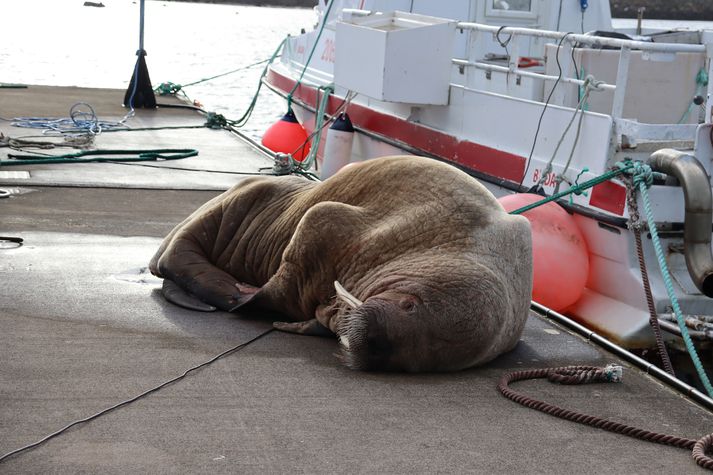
[611,46,631,120]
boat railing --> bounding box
[340,9,712,125]
[455,23,709,123]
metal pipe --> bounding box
[139,0,145,52]
[341,9,706,53]
[530,302,713,412]
[451,59,616,91]
[648,149,713,298]
[457,23,705,53]
[657,318,712,341]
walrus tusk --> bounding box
[334,280,363,308]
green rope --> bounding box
[155,58,272,96]
[2,148,197,166]
[511,161,713,396]
[509,163,632,215]
[154,38,286,130]
[286,0,335,109]
[296,84,334,171]
[226,37,287,129]
[628,161,713,397]
[568,167,590,204]
[678,67,708,124]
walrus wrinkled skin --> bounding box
[149,156,532,372]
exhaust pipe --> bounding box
[648,149,713,298]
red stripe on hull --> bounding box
[589,180,627,215]
[266,69,526,183]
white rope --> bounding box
[535,75,604,190]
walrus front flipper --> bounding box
[273,319,333,337]
[161,279,217,312]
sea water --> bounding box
[0,0,314,138]
[1,1,711,139]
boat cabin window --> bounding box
[492,0,531,11]
[486,0,537,19]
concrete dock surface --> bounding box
[1,86,713,473]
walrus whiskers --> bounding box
[335,305,369,370]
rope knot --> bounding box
[272,152,296,175]
[632,161,654,188]
[155,82,182,96]
[204,112,228,129]
[583,74,605,92]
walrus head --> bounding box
[329,266,517,372]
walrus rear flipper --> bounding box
[161,279,217,312]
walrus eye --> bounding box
[399,298,416,312]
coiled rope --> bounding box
[498,365,713,470]
[10,102,129,135]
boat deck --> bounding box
[1,86,712,473]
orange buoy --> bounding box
[261,109,311,162]
[498,193,589,312]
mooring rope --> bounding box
[509,162,633,215]
[509,160,713,396]
[626,161,713,397]
[498,365,713,470]
[155,58,272,97]
[2,148,198,166]
[286,0,336,110]
[622,174,676,375]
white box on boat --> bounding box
[335,11,456,105]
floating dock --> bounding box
[1,86,712,473]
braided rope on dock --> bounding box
[498,365,713,469]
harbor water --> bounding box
[0,1,711,138]
[0,0,314,139]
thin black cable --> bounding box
[106,160,276,176]
[571,43,580,102]
[519,33,573,189]
[0,328,275,464]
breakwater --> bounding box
[610,0,713,21]
[157,1,713,21]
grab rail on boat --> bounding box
[648,149,713,298]
[342,8,709,122]
[451,58,617,91]
[456,24,707,121]
[341,9,706,53]
[457,23,706,53]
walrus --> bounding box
[149,156,532,372]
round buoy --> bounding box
[261,109,310,162]
[498,193,589,312]
[321,112,355,179]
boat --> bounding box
[263,0,713,374]
[3,1,713,471]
